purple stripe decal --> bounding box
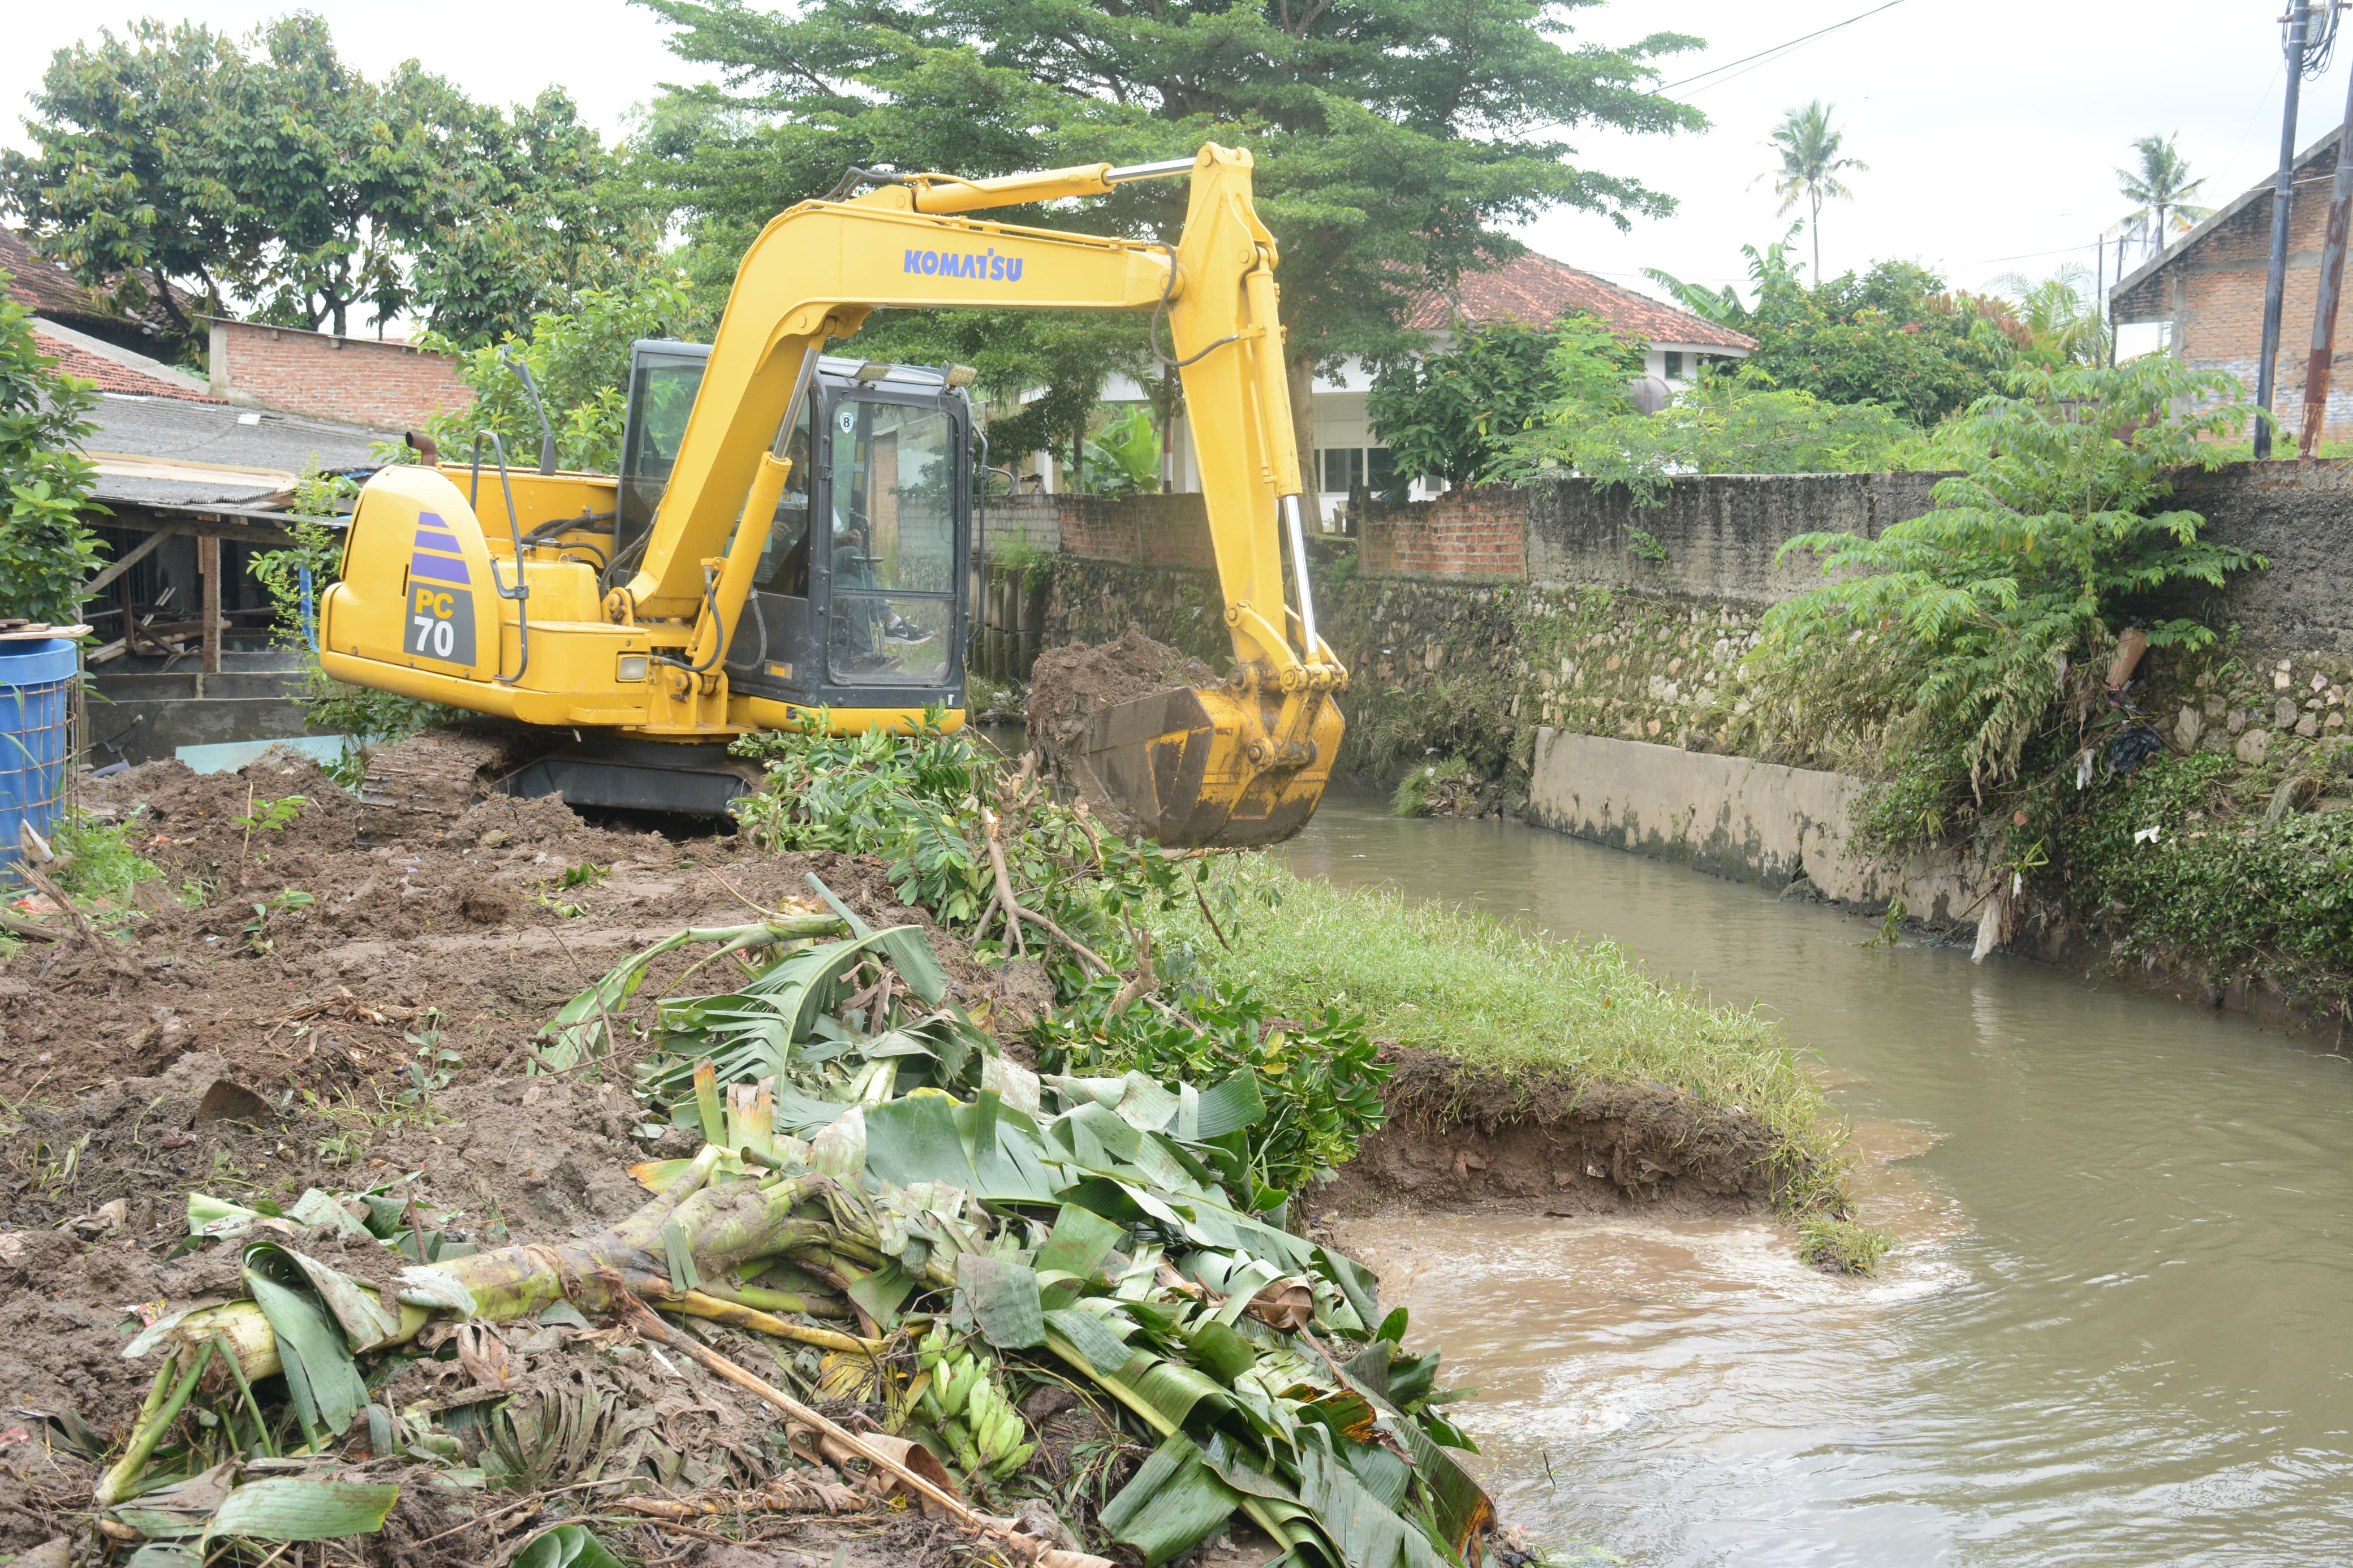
[411,555,471,585]
[414,529,462,552]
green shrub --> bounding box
[730,719,1188,987]
[1753,356,2264,853]
[1035,980,1390,1210]
[0,273,102,623]
[2049,749,2353,1010]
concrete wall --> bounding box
[2174,459,2353,658]
[1526,728,1979,921]
[983,495,1063,558]
[208,318,472,431]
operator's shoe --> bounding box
[884,616,935,645]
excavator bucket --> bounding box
[1072,683,1344,849]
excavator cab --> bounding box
[615,340,972,719]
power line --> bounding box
[1657,0,1917,94]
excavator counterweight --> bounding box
[318,145,1344,846]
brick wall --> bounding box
[208,318,473,431]
[2113,134,2353,443]
[983,494,1063,557]
[1360,487,1527,580]
[1050,492,1217,572]
[1354,472,1946,598]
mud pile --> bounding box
[1025,625,1218,764]
[1024,625,1219,837]
[3,748,994,1109]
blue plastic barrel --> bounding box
[0,638,77,872]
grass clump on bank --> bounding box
[1798,1214,1894,1275]
[1390,756,1477,817]
[1144,854,1865,1227]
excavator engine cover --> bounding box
[1077,683,1342,848]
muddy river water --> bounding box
[1275,793,2353,1567]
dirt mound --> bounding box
[1312,1047,1791,1221]
[1025,624,1217,762]
[85,751,366,885]
[6,742,1007,1111]
[1025,626,1219,836]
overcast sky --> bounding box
[5,0,2345,318]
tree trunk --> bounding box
[1811,190,1823,283]
[1287,355,1318,505]
[150,268,192,337]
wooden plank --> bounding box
[198,534,221,675]
[81,529,170,596]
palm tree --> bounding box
[1762,101,1867,283]
[2117,135,2213,258]
[1991,264,2111,364]
[1639,267,1747,327]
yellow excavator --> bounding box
[318,144,1344,846]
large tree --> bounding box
[1742,257,2021,428]
[5,15,656,347]
[0,21,253,341]
[632,0,1706,475]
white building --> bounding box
[1009,248,1755,523]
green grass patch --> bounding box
[1797,1215,1895,1275]
[1388,757,1475,818]
[1145,854,1856,1224]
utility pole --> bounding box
[2095,232,2106,366]
[2302,62,2353,455]
[2257,0,2314,459]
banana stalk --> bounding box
[99,1154,850,1504]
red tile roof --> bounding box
[1406,250,1756,352]
[1,229,200,340]
[34,329,217,401]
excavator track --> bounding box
[358,726,538,837]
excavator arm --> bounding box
[320,144,1344,845]
[627,145,1338,693]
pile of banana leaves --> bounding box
[93,885,1494,1567]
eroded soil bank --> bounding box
[1314,1048,1788,1224]
[0,742,1795,1564]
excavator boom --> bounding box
[319,145,1344,845]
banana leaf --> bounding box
[1044,1306,1134,1373]
[206,1478,400,1543]
[641,929,924,1103]
[1099,1431,1245,1566]
[512,1523,628,1568]
[860,1090,1061,1201]
[242,1270,369,1439]
[541,917,847,1070]
[956,1253,1045,1349]
[1035,1203,1126,1305]
[804,872,947,1006]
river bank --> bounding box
[1274,789,2353,1566]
